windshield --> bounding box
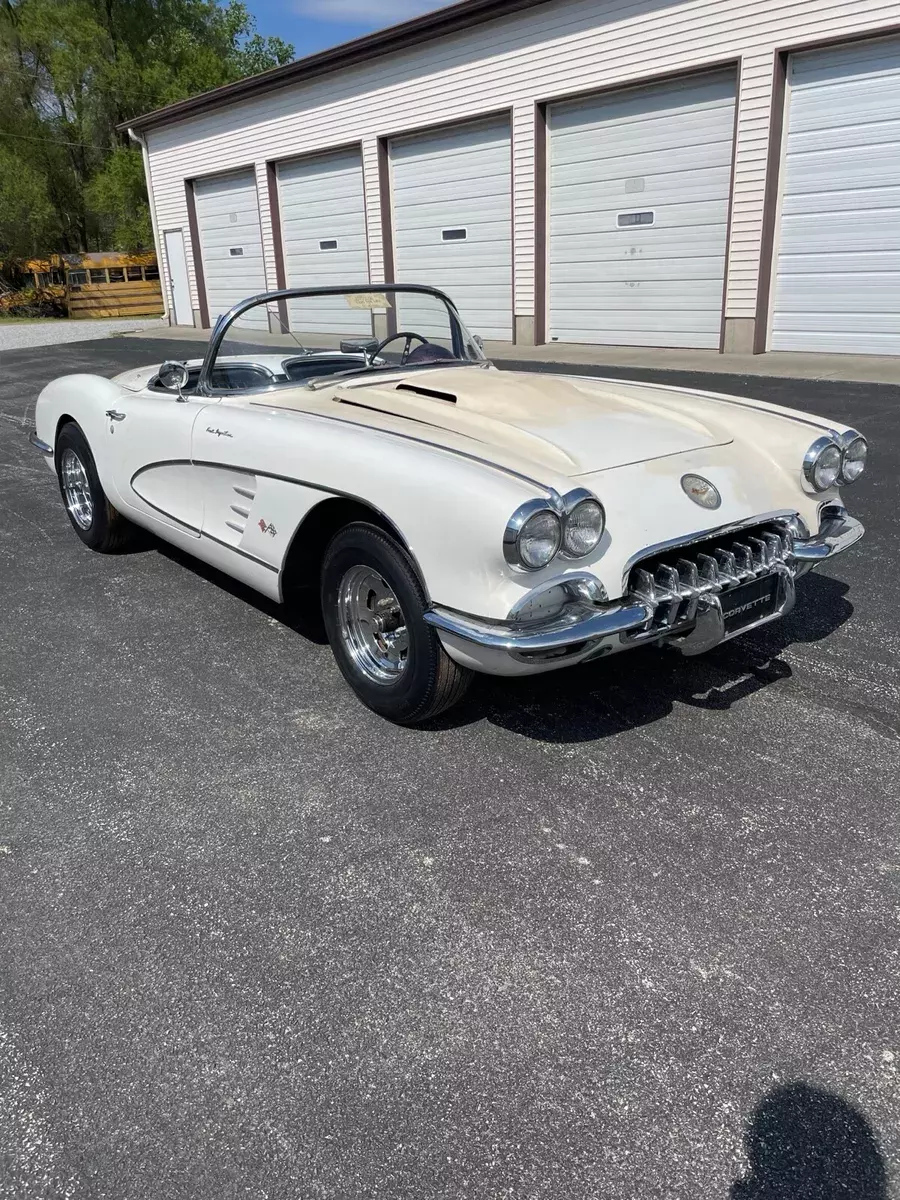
[187,285,486,395]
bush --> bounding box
[0,286,67,319]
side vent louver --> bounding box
[225,481,256,536]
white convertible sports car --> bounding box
[31,284,866,723]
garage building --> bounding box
[123,0,900,357]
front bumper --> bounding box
[29,431,53,455]
[425,506,863,671]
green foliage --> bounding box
[85,145,152,251]
[0,145,56,256]
[0,0,294,256]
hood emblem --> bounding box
[681,474,721,510]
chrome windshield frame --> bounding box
[196,283,485,397]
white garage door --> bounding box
[548,71,736,348]
[277,148,371,338]
[390,117,512,341]
[771,36,900,355]
[193,169,267,330]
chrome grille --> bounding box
[627,521,794,634]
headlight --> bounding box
[504,500,562,570]
[803,436,842,492]
[562,497,605,558]
[839,432,867,484]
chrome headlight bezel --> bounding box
[560,490,606,559]
[504,489,606,572]
[802,435,842,492]
[838,429,867,485]
[503,499,562,571]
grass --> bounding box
[0,314,51,324]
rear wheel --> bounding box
[321,522,472,724]
[55,422,138,552]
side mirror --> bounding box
[340,337,379,363]
[473,334,485,352]
[158,360,190,399]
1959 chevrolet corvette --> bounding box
[31,283,866,724]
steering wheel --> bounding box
[370,331,430,365]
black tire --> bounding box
[321,522,472,724]
[55,422,138,552]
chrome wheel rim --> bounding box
[337,565,410,685]
[60,448,93,530]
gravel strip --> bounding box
[0,317,164,352]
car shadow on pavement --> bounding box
[731,1082,887,1199]
[442,572,854,742]
[155,541,330,644]
[154,540,852,740]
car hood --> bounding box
[335,367,733,475]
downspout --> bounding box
[127,125,169,323]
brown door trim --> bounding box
[376,138,398,337]
[183,179,209,329]
[719,57,743,353]
[265,161,289,334]
[753,51,788,354]
[533,102,548,346]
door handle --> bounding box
[105,409,126,421]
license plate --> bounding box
[720,574,779,634]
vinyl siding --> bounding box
[145,0,899,338]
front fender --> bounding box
[35,374,129,502]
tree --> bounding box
[0,0,294,256]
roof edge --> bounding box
[117,0,548,134]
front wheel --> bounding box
[55,422,138,552]
[321,523,472,724]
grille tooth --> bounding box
[632,568,656,603]
[676,558,702,623]
[654,563,684,627]
[732,541,754,578]
[696,553,719,587]
[713,548,740,584]
[762,531,785,563]
[747,536,769,569]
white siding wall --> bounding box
[145,0,899,339]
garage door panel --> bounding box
[283,232,369,257]
[552,121,734,170]
[787,125,900,161]
[548,70,735,348]
[390,117,512,341]
[773,273,900,312]
[551,164,732,211]
[392,175,511,209]
[393,217,511,245]
[780,159,900,200]
[552,199,728,234]
[550,279,727,308]
[552,256,725,283]
[779,210,900,253]
[550,227,728,260]
[392,145,510,180]
[551,74,734,132]
[777,249,900,274]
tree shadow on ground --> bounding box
[732,1082,887,1200]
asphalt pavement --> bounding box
[1,337,899,1199]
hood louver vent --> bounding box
[395,383,457,404]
